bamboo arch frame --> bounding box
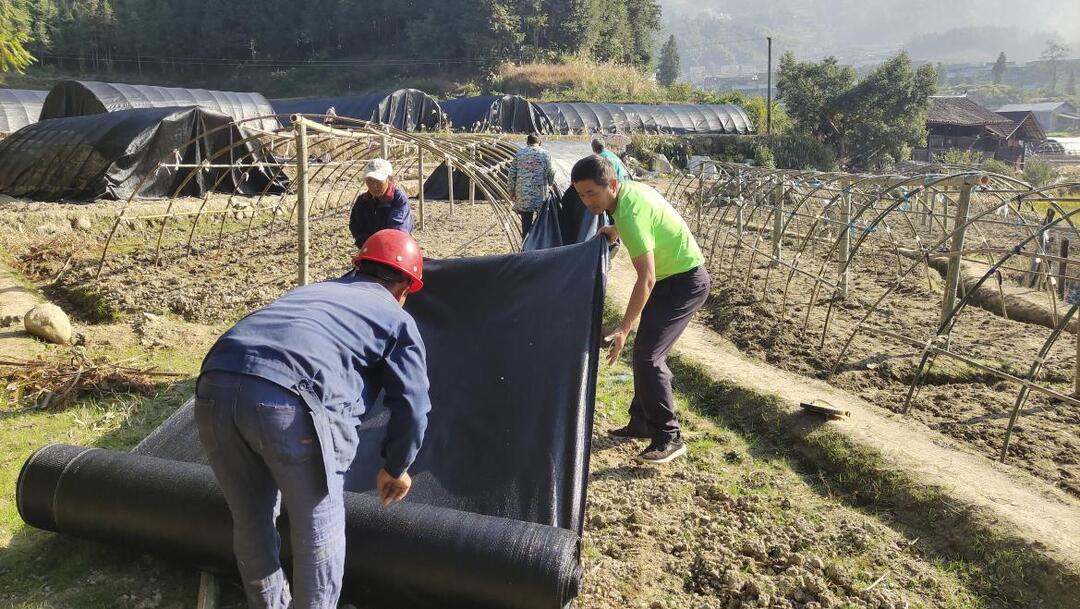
[95,114,526,279]
[666,163,1080,463]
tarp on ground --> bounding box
[441,95,553,134]
[537,101,754,135]
[0,89,46,133]
[40,80,280,132]
[18,238,608,609]
[0,107,285,201]
[272,89,443,131]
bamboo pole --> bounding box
[447,156,455,218]
[469,145,476,206]
[838,183,852,298]
[294,118,310,286]
[418,146,426,231]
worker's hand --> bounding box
[598,225,619,244]
[604,328,627,365]
[376,468,412,507]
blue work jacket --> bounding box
[201,273,430,481]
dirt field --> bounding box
[1,197,515,324]
[0,191,1072,609]
[4,187,1077,499]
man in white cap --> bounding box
[349,158,414,249]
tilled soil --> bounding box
[700,241,1079,498]
[3,200,516,324]
[4,192,1076,496]
[0,194,1032,609]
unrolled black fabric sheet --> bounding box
[18,238,608,609]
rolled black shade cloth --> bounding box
[17,238,607,609]
[18,445,582,609]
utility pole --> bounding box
[766,36,773,136]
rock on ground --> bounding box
[23,303,73,344]
[652,153,674,173]
[72,216,93,232]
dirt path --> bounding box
[605,249,1080,578]
[0,262,44,360]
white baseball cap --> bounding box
[364,158,393,181]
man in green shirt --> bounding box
[572,155,710,464]
[592,138,630,182]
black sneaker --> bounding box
[608,424,652,439]
[636,438,687,464]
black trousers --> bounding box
[520,211,535,237]
[628,265,711,443]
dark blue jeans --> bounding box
[195,371,346,609]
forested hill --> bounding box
[19,1,661,72]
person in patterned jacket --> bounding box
[507,133,555,237]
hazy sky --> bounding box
[661,0,1079,61]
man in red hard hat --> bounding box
[196,229,430,609]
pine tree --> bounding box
[657,34,680,87]
[0,0,35,72]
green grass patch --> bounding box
[662,354,1078,609]
[61,285,122,324]
[0,378,208,608]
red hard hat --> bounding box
[352,229,425,292]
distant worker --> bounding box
[196,229,430,609]
[592,138,630,182]
[350,158,414,249]
[324,105,338,126]
[507,132,555,237]
[571,155,710,464]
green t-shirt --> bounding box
[599,149,629,182]
[612,181,705,281]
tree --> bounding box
[1068,69,1077,96]
[624,0,661,68]
[777,51,937,171]
[1023,158,1058,188]
[406,0,523,68]
[656,34,679,87]
[991,51,1006,85]
[12,0,667,88]
[716,90,790,134]
[1042,39,1070,94]
[0,0,35,72]
[776,53,856,141]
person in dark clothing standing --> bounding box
[196,229,430,609]
[571,155,710,465]
[349,158,414,249]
